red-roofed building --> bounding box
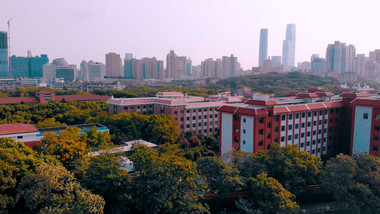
[107,92,243,136]
[218,88,346,158]
[0,123,40,147]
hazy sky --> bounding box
[1,0,380,69]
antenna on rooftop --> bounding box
[7,18,13,79]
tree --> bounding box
[41,127,87,169]
[82,126,113,150]
[321,153,380,213]
[81,153,131,213]
[130,144,209,214]
[237,173,299,214]
[16,162,105,214]
[145,114,178,144]
[0,138,49,212]
[236,143,322,191]
[35,118,67,128]
[197,156,243,194]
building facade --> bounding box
[0,32,9,77]
[105,52,122,77]
[107,92,242,136]
[282,24,296,70]
[221,54,239,78]
[259,28,268,67]
[124,57,164,79]
[166,50,192,79]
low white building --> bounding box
[0,123,40,147]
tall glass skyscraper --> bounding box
[0,32,9,78]
[258,28,268,67]
[282,24,296,69]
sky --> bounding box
[1,0,380,69]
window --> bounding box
[301,133,305,138]
[325,110,328,115]
[301,142,304,147]
[234,115,240,121]
[204,115,207,119]
[268,111,272,117]
[288,135,292,140]
[180,125,184,128]
[308,122,311,127]
[204,109,207,112]
[243,129,246,134]
[282,115,286,120]
[375,125,380,131]
[308,112,312,117]
[281,126,285,131]
[307,131,311,137]
[198,123,201,126]
[274,127,278,132]
[330,109,334,114]
[259,129,263,135]
[288,125,293,130]
[302,112,306,118]
[312,149,316,154]
[174,111,177,114]
[363,113,369,119]
[330,118,333,123]
[215,114,218,118]
[295,134,299,139]
[313,121,317,126]
[137,106,141,109]
[374,136,379,141]
[243,118,246,123]
[199,109,201,112]
[318,130,322,134]
[313,130,316,135]
[296,113,299,119]
[267,133,271,139]
[274,116,279,121]
[274,138,278,142]
[314,111,317,116]
[186,110,190,113]
[259,117,264,123]
[258,140,264,146]
[124,106,128,110]
[289,114,293,120]
[199,116,201,119]
[307,141,310,146]
[17,136,23,139]
[186,124,190,128]
[325,119,327,124]
[180,117,184,121]
[267,122,271,128]
[209,114,213,118]
[319,110,323,115]
[313,140,316,145]
[373,146,378,151]
[192,124,195,127]
[180,110,184,114]
[204,122,207,126]
[302,123,305,128]
[243,140,246,145]
[131,106,134,109]
[295,124,299,129]
[281,136,285,142]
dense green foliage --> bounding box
[87,112,179,144]
[0,100,107,126]
[321,153,380,213]
[216,72,340,95]
[0,87,89,97]
[92,85,222,98]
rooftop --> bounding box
[0,123,39,135]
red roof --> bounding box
[0,123,38,135]
[307,103,327,110]
[185,101,224,109]
[273,106,290,114]
[217,106,237,114]
[0,97,39,105]
[308,87,325,93]
[296,93,319,98]
[218,105,267,117]
[244,99,277,106]
[340,92,370,98]
[350,98,380,108]
[153,99,187,105]
[316,92,334,97]
[55,94,110,102]
[107,99,153,105]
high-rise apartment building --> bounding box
[310,54,325,72]
[0,32,9,78]
[10,52,49,79]
[221,54,239,78]
[166,50,191,79]
[201,58,222,78]
[282,24,296,70]
[258,29,268,67]
[88,61,105,81]
[43,58,76,84]
[325,41,356,74]
[124,57,164,79]
[125,53,133,60]
[105,52,122,77]
[271,56,281,66]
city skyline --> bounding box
[2,0,380,69]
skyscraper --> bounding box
[0,32,9,78]
[166,50,190,79]
[325,41,356,74]
[282,24,296,70]
[258,29,268,67]
[221,54,239,78]
[105,52,122,77]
